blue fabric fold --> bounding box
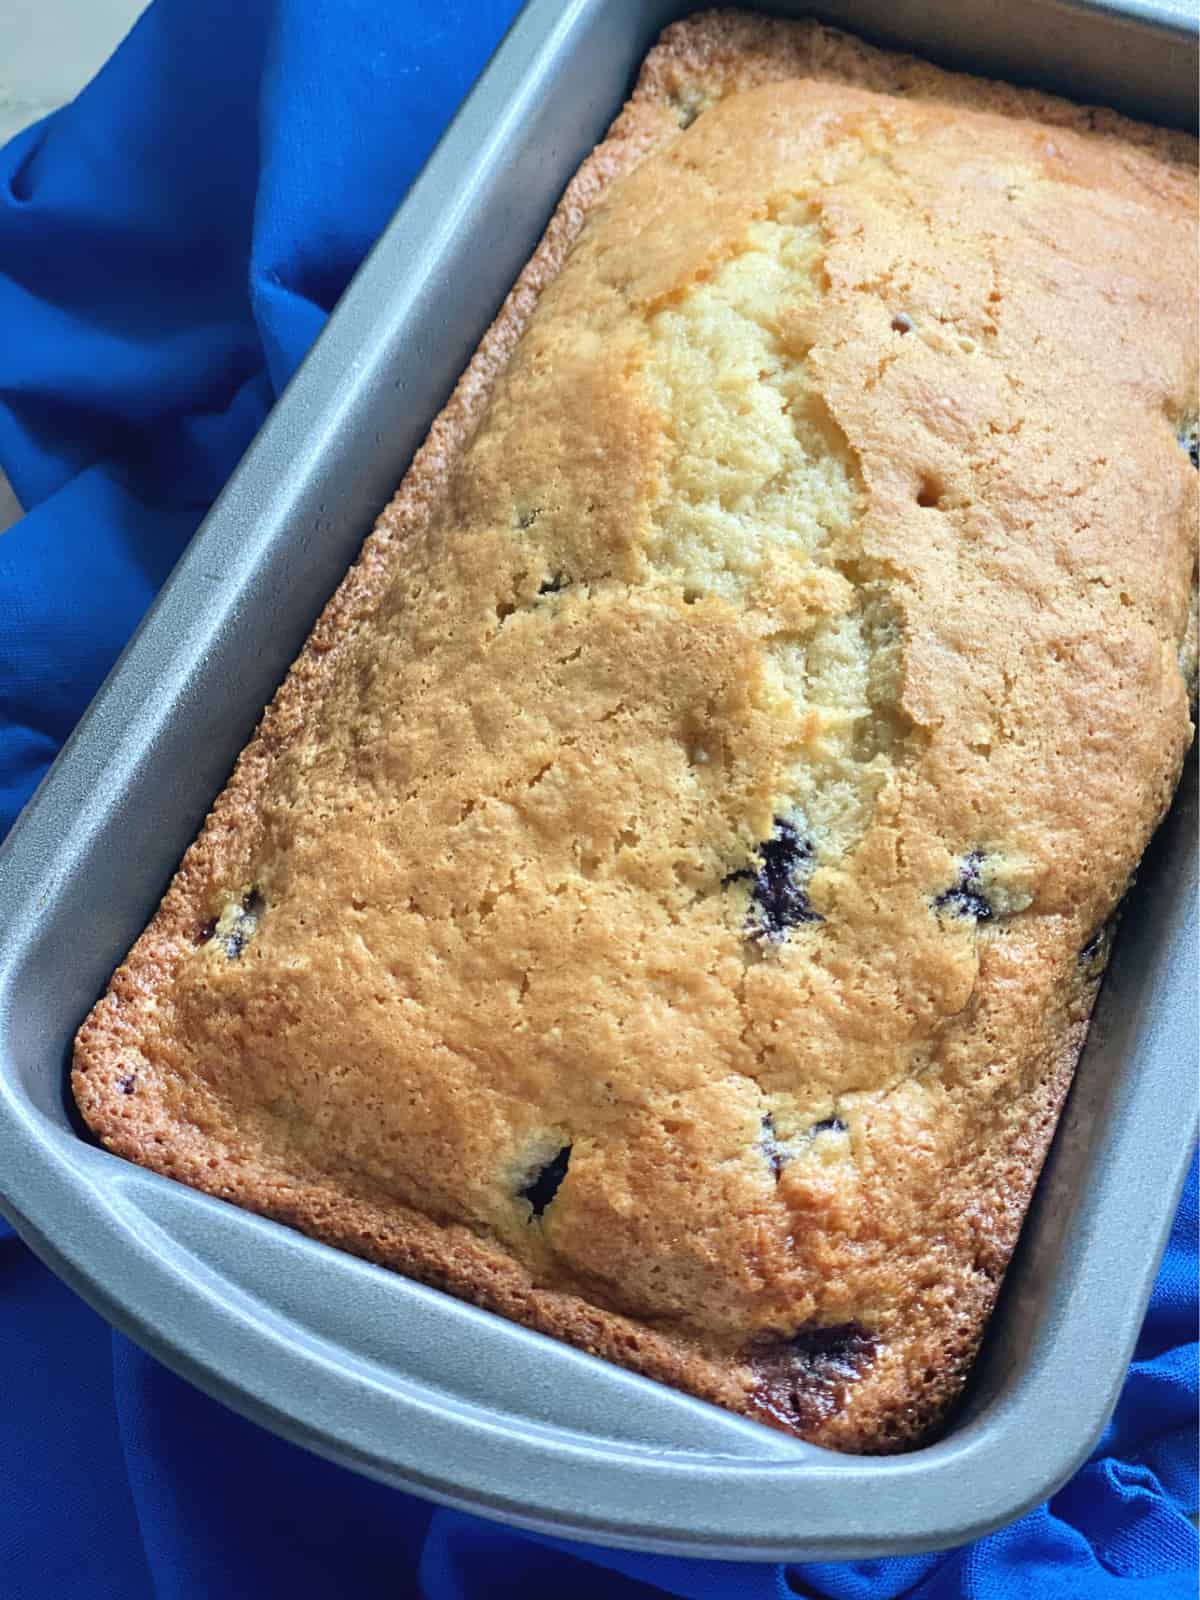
[0,3,1195,1595]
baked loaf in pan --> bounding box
[74,11,1198,1451]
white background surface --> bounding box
[0,0,146,532]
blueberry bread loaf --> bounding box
[73,11,1198,1451]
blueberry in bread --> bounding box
[73,11,1198,1451]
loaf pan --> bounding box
[0,0,1195,1562]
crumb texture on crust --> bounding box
[73,10,1198,1452]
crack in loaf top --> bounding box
[73,12,1198,1451]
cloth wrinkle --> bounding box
[110,1329,162,1600]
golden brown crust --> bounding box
[73,11,1198,1451]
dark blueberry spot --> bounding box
[224,888,265,959]
[538,574,568,595]
[759,1114,787,1178]
[517,508,541,529]
[519,1144,571,1219]
[932,850,993,922]
[726,817,822,942]
[790,1322,876,1370]
[760,1112,848,1178]
[748,1321,877,1432]
[195,917,217,946]
[891,312,914,334]
[1078,878,1136,970]
[117,1074,136,1096]
[1177,417,1199,469]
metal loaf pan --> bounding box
[0,0,1195,1563]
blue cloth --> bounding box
[0,3,1195,1594]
